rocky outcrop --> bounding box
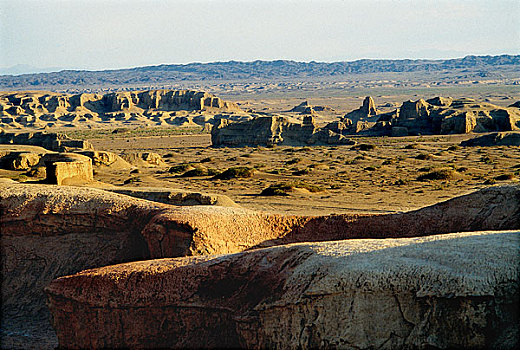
[42,153,94,185]
[2,184,519,348]
[78,150,118,166]
[46,230,520,349]
[0,131,93,152]
[290,101,334,114]
[460,131,520,147]
[330,97,520,137]
[120,152,166,167]
[0,90,241,129]
[344,96,378,121]
[2,183,518,318]
[211,116,355,146]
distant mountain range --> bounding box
[1,55,519,91]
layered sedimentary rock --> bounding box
[2,183,518,324]
[0,131,93,152]
[0,90,241,129]
[46,230,520,349]
[334,96,520,137]
[289,101,334,114]
[211,115,355,146]
[42,153,94,185]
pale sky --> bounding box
[1,0,519,71]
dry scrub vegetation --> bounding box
[81,132,520,215]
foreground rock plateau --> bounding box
[46,231,519,349]
[1,183,519,349]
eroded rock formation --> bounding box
[211,115,355,146]
[42,153,94,185]
[2,184,519,348]
[0,90,241,129]
[46,231,520,349]
[0,131,93,152]
[336,96,520,137]
[460,131,520,147]
[2,183,518,320]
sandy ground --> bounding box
[79,132,519,215]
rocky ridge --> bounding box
[46,230,519,349]
[1,55,518,90]
[212,96,520,146]
[0,90,241,129]
[1,183,519,349]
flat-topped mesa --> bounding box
[0,131,93,152]
[211,115,355,147]
[0,90,240,114]
[42,153,94,185]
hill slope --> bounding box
[1,55,519,91]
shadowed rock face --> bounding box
[0,131,93,152]
[42,153,94,185]
[45,231,520,349]
[211,116,355,147]
[2,184,519,348]
[460,131,520,147]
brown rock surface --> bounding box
[46,231,520,349]
[121,151,166,167]
[0,90,241,129]
[2,184,519,348]
[42,152,94,185]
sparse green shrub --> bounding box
[495,174,515,181]
[123,176,141,184]
[480,155,493,164]
[416,153,433,160]
[181,166,220,177]
[112,127,130,134]
[393,179,408,186]
[169,163,193,174]
[212,167,255,180]
[417,168,458,181]
[286,158,301,165]
[260,181,323,196]
[352,144,376,151]
[292,168,310,176]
